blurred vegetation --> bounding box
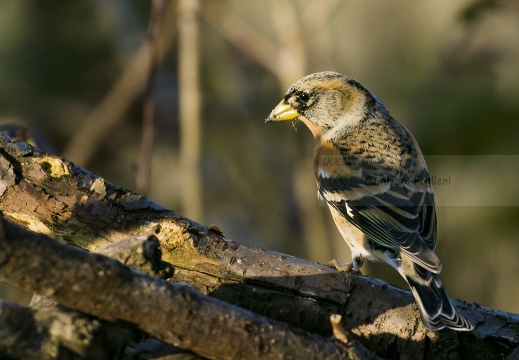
[0,0,518,314]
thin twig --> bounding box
[201,1,279,75]
[62,2,177,167]
[330,314,350,344]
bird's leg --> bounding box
[352,255,364,274]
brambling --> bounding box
[266,71,473,332]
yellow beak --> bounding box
[265,100,300,122]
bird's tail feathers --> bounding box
[406,272,473,331]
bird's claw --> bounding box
[328,259,362,275]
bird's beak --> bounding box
[265,100,300,123]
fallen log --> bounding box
[0,219,372,360]
[0,133,518,359]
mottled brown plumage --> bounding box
[266,71,472,331]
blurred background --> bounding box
[0,0,518,314]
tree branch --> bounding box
[0,300,143,360]
[0,133,518,359]
[3,234,208,360]
[0,218,364,360]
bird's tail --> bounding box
[405,268,473,331]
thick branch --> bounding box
[0,301,143,360]
[0,218,362,360]
[2,235,214,360]
[0,134,518,359]
[20,235,202,360]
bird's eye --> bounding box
[298,92,310,102]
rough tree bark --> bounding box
[0,133,518,359]
[0,223,369,360]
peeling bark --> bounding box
[0,133,518,359]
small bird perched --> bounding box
[266,71,473,331]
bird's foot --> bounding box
[328,259,362,275]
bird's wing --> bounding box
[318,167,440,273]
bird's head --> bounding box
[266,71,382,139]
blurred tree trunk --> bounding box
[269,0,307,91]
[0,134,518,360]
[135,0,165,195]
[269,0,336,263]
[178,0,203,223]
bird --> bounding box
[265,71,473,332]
